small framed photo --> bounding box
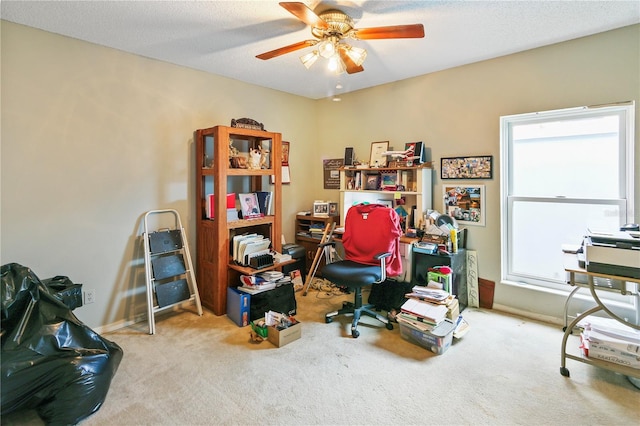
[239,193,263,219]
[313,201,329,217]
[328,202,339,216]
[443,185,485,226]
[380,171,398,190]
[369,141,389,168]
[441,155,493,179]
[365,174,380,190]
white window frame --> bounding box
[500,102,635,291]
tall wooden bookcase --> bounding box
[194,125,282,315]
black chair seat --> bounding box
[321,260,382,288]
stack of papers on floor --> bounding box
[578,316,640,369]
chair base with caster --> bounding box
[324,285,394,338]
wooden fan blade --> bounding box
[256,40,317,60]
[279,2,329,29]
[354,24,425,40]
[338,47,364,74]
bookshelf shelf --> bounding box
[194,125,283,315]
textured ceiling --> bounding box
[2,1,639,99]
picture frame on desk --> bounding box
[443,185,485,226]
[313,201,329,217]
[328,202,339,217]
[369,141,389,168]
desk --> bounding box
[560,254,640,380]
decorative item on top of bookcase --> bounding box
[443,185,485,226]
[369,141,389,168]
[230,117,265,131]
[441,155,493,179]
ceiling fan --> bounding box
[256,2,425,74]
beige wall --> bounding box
[2,21,638,330]
[314,24,639,319]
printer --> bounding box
[584,230,640,279]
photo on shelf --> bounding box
[380,171,398,190]
[239,193,263,219]
[365,174,381,190]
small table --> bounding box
[561,254,640,382]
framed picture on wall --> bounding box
[443,185,485,226]
[441,155,493,179]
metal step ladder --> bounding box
[143,209,202,334]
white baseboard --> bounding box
[491,303,563,326]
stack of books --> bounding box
[309,223,326,238]
[397,288,449,332]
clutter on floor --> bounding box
[1,263,123,425]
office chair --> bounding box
[321,203,403,338]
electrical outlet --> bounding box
[84,289,96,305]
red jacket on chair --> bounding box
[342,203,403,277]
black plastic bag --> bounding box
[42,275,83,310]
[1,263,123,425]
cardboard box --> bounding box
[399,319,455,355]
[267,321,302,347]
[227,287,250,327]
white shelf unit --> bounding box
[338,165,433,226]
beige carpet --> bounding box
[3,286,639,425]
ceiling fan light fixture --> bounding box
[318,37,338,58]
[300,50,319,69]
[345,45,367,66]
[327,54,346,74]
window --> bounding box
[500,103,635,290]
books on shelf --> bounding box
[256,191,273,215]
[206,193,237,219]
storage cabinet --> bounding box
[194,125,283,315]
[412,248,468,310]
[294,215,340,275]
[338,165,432,228]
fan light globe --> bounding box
[328,54,346,74]
[345,45,367,66]
[318,37,337,58]
[300,51,319,69]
